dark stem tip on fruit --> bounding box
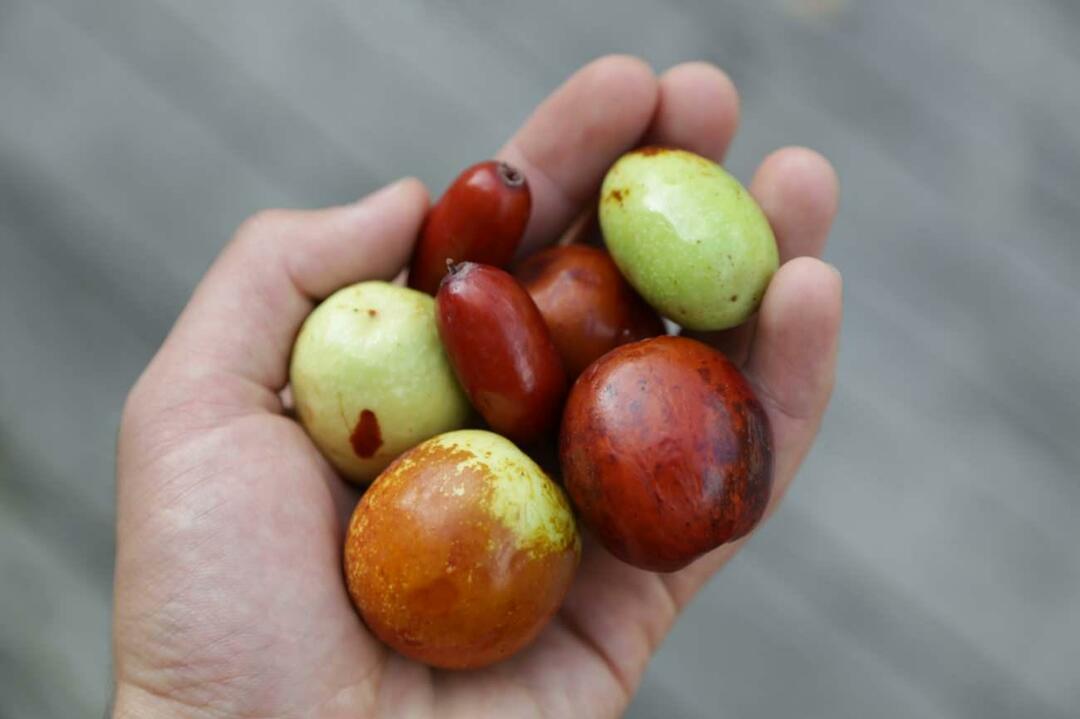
[497,161,525,188]
[443,259,472,281]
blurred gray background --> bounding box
[1,0,1078,717]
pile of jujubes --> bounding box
[289,149,777,669]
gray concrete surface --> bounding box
[1,0,1077,716]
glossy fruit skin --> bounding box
[599,147,778,331]
[514,245,665,379]
[436,262,567,444]
[560,335,773,572]
[290,282,470,484]
[344,430,580,669]
[408,161,532,295]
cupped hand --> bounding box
[113,56,841,719]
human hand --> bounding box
[112,55,841,718]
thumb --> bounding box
[140,178,429,417]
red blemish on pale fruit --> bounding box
[350,409,383,458]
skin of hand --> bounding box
[112,56,842,719]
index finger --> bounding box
[497,55,658,253]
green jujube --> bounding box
[290,282,470,484]
[599,148,779,331]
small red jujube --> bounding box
[514,244,664,379]
[408,161,531,295]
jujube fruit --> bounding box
[344,430,580,669]
[408,160,532,295]
[599,147,778,331]
[514,245,664,379]
[436,262,566,445]
[289,282,469,484]
[559,335,773,572]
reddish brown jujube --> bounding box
[514,245,665,379]
[344,430,580,669]
[408,161,531,295]
[436,262,566,444]
[559,335,773,572]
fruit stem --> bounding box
[445,258,472,277]
[497,161,525,188]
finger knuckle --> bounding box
[235,208,289,245]
[119,368,156,451]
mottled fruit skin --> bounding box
[514,245,665,379]
[436,262,567,444]
[560,336,773,572]
[290,282,470,484]
[344,430,580,669]
[599,147,779,331]
[408,160,532,295]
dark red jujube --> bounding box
[514,245,664,379]
[436,262,566,445]
[408,161,531,295]
[559,335,773,572]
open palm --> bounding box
[112,56,842,718]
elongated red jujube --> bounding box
[436,262,566,444]
[514,245,664,378]
[408,161,531,295]
[560,335,773,572]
